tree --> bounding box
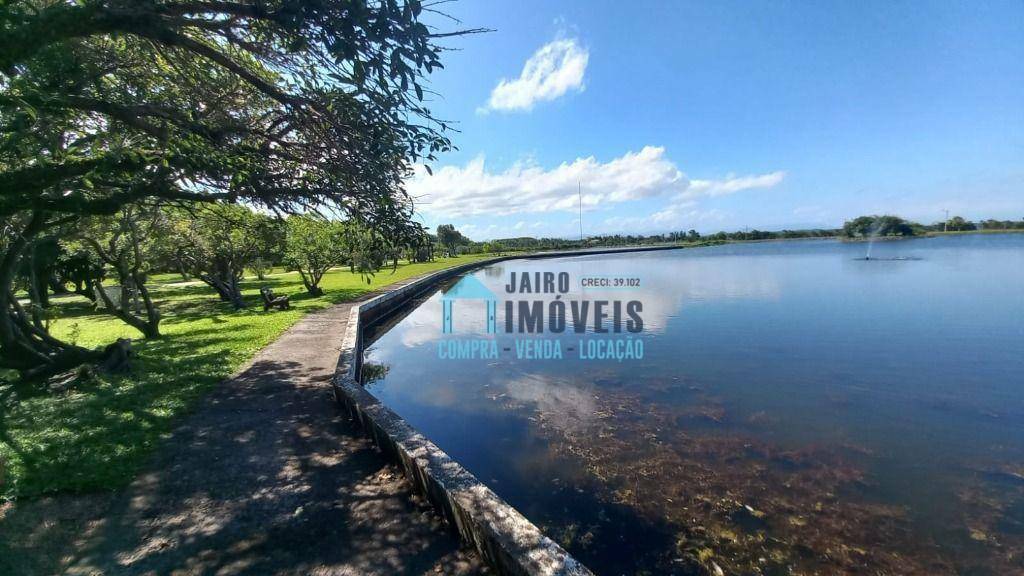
[251,257,273,282]
[171,205,271,309]
[0,0,476,378]
[284,216,346,296]
[843,216,876,238]
[842,215,915,238]
[54,246,105,302]
[251,219,286,281]
[18,235,62,309]
[436,224,467,256]
[76,206,163,338]
[946,216,976,232]
[403,224,435,263]
[346,223,388,279]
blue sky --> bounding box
[408,0,1023,240]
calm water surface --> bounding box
[363,234,1024,575]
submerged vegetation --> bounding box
[497,377,1024,575]
[1,3,1019,572]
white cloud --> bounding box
[408,146,784,220]
[688,172,786,198]
[625,170,785,230]
[410,146,680,218]
[602,206,727,232]
[481,38,589,113]
[511,221,544,230]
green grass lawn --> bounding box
[0,256,489,500]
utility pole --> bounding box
[578,181,584,243]
[943,209,949,232]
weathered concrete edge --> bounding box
[332,245,685,575]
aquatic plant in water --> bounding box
[490,379,1024,575]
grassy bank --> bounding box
[0,256,488,500]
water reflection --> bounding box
[364,235,1024,575]
[504,374,599,433]
[379,253,785,347]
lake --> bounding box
[362,233,1024,575]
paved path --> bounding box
[8,293,486,575]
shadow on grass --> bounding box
[0,316,281,500]
[0,348,229,498]
[37,298,101,321]
[0,261,452,501]
[152,290,368,329]
[0,357,482,575]
[0,257,495,574]
[1,258,480,500]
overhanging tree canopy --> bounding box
[0,0,478,377]
[2,0,471,218]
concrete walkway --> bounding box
[11,295,486,575]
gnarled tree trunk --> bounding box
[0,212,102,380]
[91,276,161,339]
[197,271,245,309]
[81,210,162,339]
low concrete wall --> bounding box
[332,245,686,575]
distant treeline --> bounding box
[442,227,840,255]
[842,215,1024,238]
[924,218,1024,232]
[435,216,1024,254]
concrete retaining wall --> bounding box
[332,245,687,575]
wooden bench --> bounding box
[260,286,290,311]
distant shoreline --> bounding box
[479,228,1024,257]
[840,229,1024,243]
[925,228,1024,236]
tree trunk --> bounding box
[198,273,245,308]
[25,261,49,330]
[297,267,322,296]
[175,260,191,281]
[132,271,161,338]
[92,278,161,339]
[83,222,161,338]
[48,274,69,295]
[28,248,50,309]
[73,280,97,302]
[0,212,101,379]
[226,276,245,308]
[99,338,133,372]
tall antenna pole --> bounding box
[578,181,584,243]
